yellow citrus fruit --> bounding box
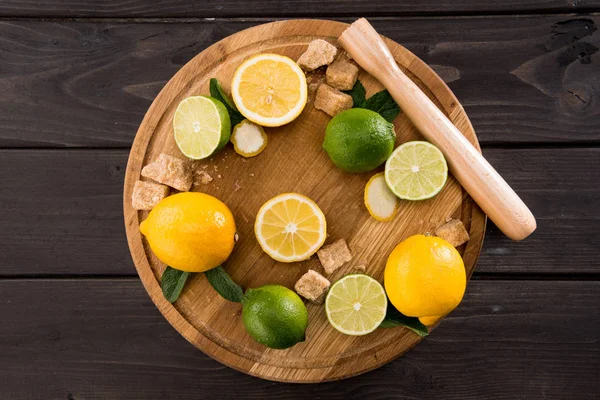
[384,234,466,325]
[139,192,236,272]
[231,54,307,127]
[254,193,326,263]
[364,172,399,222]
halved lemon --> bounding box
[364,172,399,222]
[254,193,326,263]
[325,274,387,336]
[231,54,308,127]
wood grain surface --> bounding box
[1,16,599,147]
[1,279,597,399]
[1,0,598,397]
[123,19,485,382]
[340,18,536,240]
[2,148,597,276]
[0,0,597,17]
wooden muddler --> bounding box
[339,18,536,241]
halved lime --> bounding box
[173,96,231,160]
[384,141,448,200]
[325,274,387,336]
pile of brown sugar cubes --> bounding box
[297,39,359,117]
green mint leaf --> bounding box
[161,266,191,303]
[209,78,245,127]
[205,265,244,303]
[228,112,245,128]
[209,78,237,110]
[379,302,429,336]
[363,89,401,122]
[344,80,366,108]
[345,80,400,122]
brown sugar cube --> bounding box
[317,239,353,275]
[194,170,213,185]
[131,180,169,210]
[353,264,366,273]
[435,219,470,247]
[297,39,338,71]
[339,50,353,61]
[314,84,353,117]
[141,153,193,192]
[294,270,331,305]
[326,60,359,91]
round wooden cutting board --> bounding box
[123,19,486,383]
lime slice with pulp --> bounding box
[384,141,448,200]
[325,274,387,336]
[173,96,231,160]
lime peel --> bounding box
[242,284,308,349]
[364,172,399,222]
[323,108,395,173]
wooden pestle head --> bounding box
[338,18,399,81]
[338,18,536,241]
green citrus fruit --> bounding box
[322,108,396,173]
[241,284,308,349]
[173,96,231,160]
[385,141,448,200]
[325,274,387,336]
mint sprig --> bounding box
[344,80,367,108]
[205,265,244,303]
[161,266,191,303]
[363,90,401,123]
[379,302,429,336]
[210,78,245,127]
[161,264,243,303]
[344,80,401,123]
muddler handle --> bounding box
[339,18,536,240]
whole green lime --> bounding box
[242,284,308,349]
[323,108,396,173]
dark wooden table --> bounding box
[1,1,599,399]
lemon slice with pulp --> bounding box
[326,274,387,336]
[364,172,399,221]
[254,193,326,263]
[231,54,307,127]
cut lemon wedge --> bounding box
[173,96,231,160]
[231,119,267,157]
[231,54,307,127]
[385,141,448,201]
[255,193,326,263]
[364,172,399,222]
[325,274,387,336]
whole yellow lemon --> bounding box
[139,192,236,272]
[384,234,466,325]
